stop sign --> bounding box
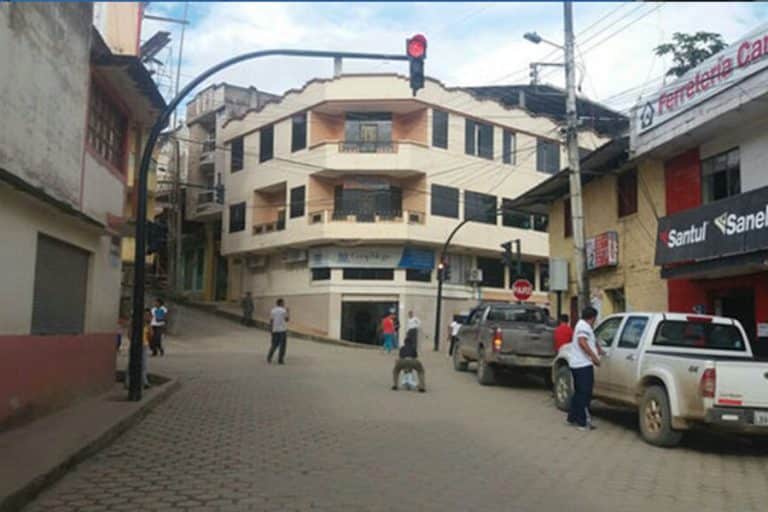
[512,279,533,301]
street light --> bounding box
[523,31,564,50]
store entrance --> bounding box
[713,288,757,351]
[341,301,398,345]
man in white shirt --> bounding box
[268,298,289,364]
[567,306,605,431]
[150,298,168,356]
[448,317,462,356]
[406,310,421,348]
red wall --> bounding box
[0,333,116,425]
[664,148,701,215]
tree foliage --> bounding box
[655,32,727,78]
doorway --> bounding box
[712,288,756,349]
[341,301,398,345]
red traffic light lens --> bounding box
[407,34,427,59]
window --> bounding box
[87,79,127,170]
[445,253,471,285]
[342,268,394,280]
[509,261,536,288]
[539,262,549,291]
[290,186,305,218]
[406,268,432,282]
[259,124,274,162]
[229,202,246,233]
[431,184,459,218]
[502,199,532,228]
[563,197,572,238]
[477,257,504,288]
[503,130,516,165]
[31,234,89,334]
[465,119,494,159]
[311,268,331,281]
[230,137,244,172]
[465,190,497,224]
[617,168,638,217]
[344,112,392,152]
[594,317,623,347]
[653,320,747,351]
[536,138,560,174]
[533,214,549,232]
[618,316,649,349]
[702,148,740,204]
[334,184,402,220]
[291,112,307,152]
[432,109,448,149]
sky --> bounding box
[141,1,768,118]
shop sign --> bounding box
[309,246,434,269]
[635,23,768,134]
[586,232,618,271]
[655,184,768,265]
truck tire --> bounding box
[554,365,573,412]
[452,344,468,372]
[476,348,496,386]
[639,385,683,447]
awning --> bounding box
[661,250,768,280]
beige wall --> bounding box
[393,109,428,144]
[548,158,668,315]
[93,2,141,56]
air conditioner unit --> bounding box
[466,268,483,283]
[281,249,307,264]
[245,254,267,269]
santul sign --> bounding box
[636,23,768,134]
[655,184,768,265]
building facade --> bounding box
[0,3,163,424]
[218,74,615,345]
[181,84,277,301]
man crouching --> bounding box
[391,330,426,393]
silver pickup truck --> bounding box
[452,303,555,386]
[552,312,768,446]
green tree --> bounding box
[654,32,727,78]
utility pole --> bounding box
[173,137,183,294]
[563,0,590,311]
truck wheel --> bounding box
[639,385,683,447]
[452,344,468,372]
[554,365,572,412]
[476,348,496,386]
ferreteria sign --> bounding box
[655,185,768,265]
[636,23,768,134]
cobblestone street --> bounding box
[25,308,768,512]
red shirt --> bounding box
[553,323,574,352]
[382,316,395,334]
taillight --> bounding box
[492,328,503,352]
[699,368,716,398]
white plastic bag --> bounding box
[400,370,418,390]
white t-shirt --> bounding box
[407,317,421,331]
[569,319,598,369]
[151,306,168,327]
[450,321,462,337]
[270,306,288,333]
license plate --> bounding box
[754,411,768,426]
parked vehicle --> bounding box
[452,303,555,386]
[552,312,768,447]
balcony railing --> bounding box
[338,141,397,154]
[197,190,215,204]
[307,209,426,225]
[252,209,287,235]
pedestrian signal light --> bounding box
[406,34,427,96]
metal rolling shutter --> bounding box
[31,234,90,335]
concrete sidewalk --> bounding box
[0,377,179,512]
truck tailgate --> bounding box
[501,326,555,357]
[715,361,768,408]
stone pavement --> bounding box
[24,306,768,512]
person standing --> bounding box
[553,314,573,353]
[567,307,604,431]
[150,298,168,356]
[448,317,462,356]
[241,291,254,326]
[381,311,396,354]
[406,310,421,349]
[267,298,289,364]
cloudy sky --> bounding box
[142,1,768,117]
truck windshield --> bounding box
[652,321,747,351]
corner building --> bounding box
[219,75,612,345]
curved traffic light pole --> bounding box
[128,49,410,401]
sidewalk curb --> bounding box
[184,301,378,350]
[0,379,180,512]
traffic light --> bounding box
[501,241,513,267]
[406,34,427,96]
[215,184,225,204]
[437,259,450,281]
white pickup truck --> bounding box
[552,312,768,447]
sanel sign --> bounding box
[636,23,768,134]
[655,184,768,265]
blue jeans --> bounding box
[568,366,594,427]
[383,333,395,353]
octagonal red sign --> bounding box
[511,279,533,301]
